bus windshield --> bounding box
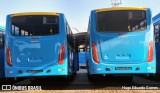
[11,15,59,36]
[96,10,147,32]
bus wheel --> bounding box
[147,74,158,80]
[66,75,74,82]
[4,78,16,84]
[0,78,7,84]
[16,77,26,82]
[155,74,160,78]
[88,75,95,82]
[74,71,77,76]
[29,78,45,85]
[29,78,38,84]
[67,67,76,81]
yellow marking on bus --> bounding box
[96,7,147,12]
[11,12,59,17]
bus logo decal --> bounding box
[118,34,127,38]
[104,54,108,59]
[17,58,21,63]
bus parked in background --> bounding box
[0,26,5,78]
[74,32,87,68]
[5,12,78,81]
[153,13,160,75]
[73,37,79,72]
[79,47,86,68]
[86,7,156,80]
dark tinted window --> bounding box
[154,23,160,43]
[0,31,4,49]
[96,10,147,32]
[11,15,59,36]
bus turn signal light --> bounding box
[92,42,100,64]
[147,41,154,62]
[6,46,13,67]
[58,44,65,65]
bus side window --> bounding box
[0,33,3,49]
[66,23,70,44]
[12,25,20,36]
[154,24,160,43]
[66,21,74,48]
[68,27,72,46]
[140,20,145,30]
[70,35,74,48]
[80,49,83,52]
[21,30,29,36]
[87,48,89,52]
[79,48,85,52]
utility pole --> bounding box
[111,0,122,7]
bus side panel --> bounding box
[4,15,10,77]
[74,39,79,71]
[0,31,4,78]
[73,52,79,71]
[154,17,160,74]
[57,14,69,75]
[0,49,4,78]
[156,43,160,74]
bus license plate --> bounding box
[27,70,43,73]
[115,67,132,70]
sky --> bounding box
[0,0,159,33]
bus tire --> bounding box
[67,75,74,82]
[29,78,38,84]
[155,74,160,77]
[74,71,77,76]
[29,78,46,85]
[67,69,75,81]
[0,78,7,84]
[88,74,95,82]
[4,78,16,84]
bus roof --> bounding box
[153,13,160,23]
[11,12,60,17]
[74,32,87,48]
[0,26,5,31]
[96,7,147,12]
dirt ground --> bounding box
[1,70,160,93]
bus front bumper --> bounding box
[88,62,156,75]
[5,66,68,78]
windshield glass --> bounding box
[11,15,59,36]
[96,10,147,32]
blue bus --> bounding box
[79,50,86,67]
[86,7,156,80]
[78,47,87,68]
[74,32,87,68]
[0,27,5,78]
[153,13,160,75]
[73,38,79,72]
[5,12,78,81]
